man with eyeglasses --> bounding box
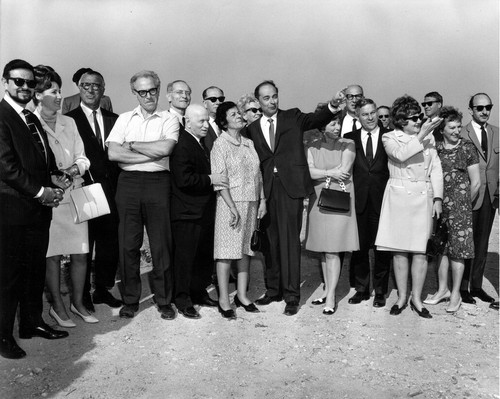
[377,106,392,130]
[0,59,68,359]
[106,70,180,320]
[237,94,262,126]
[202,86,225,151]
[340,85,364,136]
[460,93,499,307]
[167,80,191,134]
[66,70,122,313]
[62,67,113,115]
[421,91,443,140]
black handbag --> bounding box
[426,216,448,257]
[318,177,350,212]
[250,218,264,251]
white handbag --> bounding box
[69,172,110,224]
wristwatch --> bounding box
[128,141,135,152]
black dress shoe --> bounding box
[471,288,495,303]
[460,290,476,304]
[82,292,95,313]
[119,304,139,318]
[389,303,407,315]
[284,301,299,316]
[178,306,201,319]
[194,296,218,307]
[19,323,69,340]
[373,294,386,308]
[92,289,122,308]
[490,301,499,310]
[218,303,236,319]
[0,337,26,359]
[234,296,260,313]
[348,291,370,304]
[311,297,326,305]
[255,295,282,305]
[409,300,432,319]
[158,304,176,320]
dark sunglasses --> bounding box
[378,115,389,119]
[421,101,438,107]
[406,113,424,122]
[8,77,36,89]
[134,88,158,97]
[346,94,363,101]
[204,96,225,103]
[473,104,493,112]
[245,107,262,113]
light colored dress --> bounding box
[211,132,263,259]
[305,139,359,252]
[375,130,443,253]
[37,112,91,256]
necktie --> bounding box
[200,137,210,160]
[182,116,186,127]
[268,118,275,151]
[352,118,357,132]
[481,126,488,157]
[93,110,103,149]
[22,109,46,159]
[366,132,373,164]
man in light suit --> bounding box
[0,59,67,359]
[460,93,499,305]
[66,70,122,312]
[62,67,113,115]
[345,99,391,307]
[202,86,225,151]
[167,80,191,134]
[247,80,343,315]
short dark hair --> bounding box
[202,86,223,99]
[355,98,376,112]
[468,92,492,109]
[72,67,93,84]
[33,65,62,105]
[2,59,35,79]
[215,101,237,131]
[391,95,421,130]
[377,105,390,112]
[81,70,105,84]
[424,91,443,103]
[254,80,278,99]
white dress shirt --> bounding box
[80,103,105,148]
[341,113,361,136]
[361,126,380,156]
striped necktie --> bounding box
[22,109,46,159]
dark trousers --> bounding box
[265,175,303,303]
[172,217,214,310]
[116,171,173,306]
[351,200,391,295]
[0,221,50,337]
[464,188,496,290]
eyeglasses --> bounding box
[245,107,262,114]
[473,104,493,112]
[345,94,363,101]
[406,113,424,122]
[80,83,103,91]
[134,88,158,97]
[204,96,225,103]
[8,77,36,89]
[378,115,390,119]
[172,90,191,96]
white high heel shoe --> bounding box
[70,303,99,323]
[49,306,76,328]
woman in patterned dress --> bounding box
[424,106,480,313]
[211,102,266,318]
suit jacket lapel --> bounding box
[466,123,485,161]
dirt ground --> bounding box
[1,216,498,399]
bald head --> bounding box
[185,104,209,139]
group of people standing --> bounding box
[0,58,497,361]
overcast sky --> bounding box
[1,0,498,125]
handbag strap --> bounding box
[339,180,347,192]
[325,176,331,189]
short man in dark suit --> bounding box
[166,80,191,133]
[377,105,392,130]
[202,86,225,151]
[460,93,499,305]
[345,98,391,307]
[170,104,228,319]
[247,80,343,315]
[0,59,67,359]
[66,70,122,311]
[422,91,443,140]
[340,84,364,136]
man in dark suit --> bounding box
[247,80,343,315]
[460,93,499,305]
[345,98,391,307]
[202,86,225,151]
[170,104,228,319]
[166,80,191,134]
[0,59,67,359]
[66,70,122,311]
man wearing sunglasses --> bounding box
[0,59,68,359]
[421,91,443,140]
[106,70,180,320]
[202,86,225,151]
[377,106,392,130]
[340,84,364,136]
[460,93,499,306]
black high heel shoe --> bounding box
[409,300,432,319]
[389,303,407,315]
[218,303,236,319]
[234,296,260,313]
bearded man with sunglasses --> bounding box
[106,70,180,320]
[202,86,225,151]
[460,93,499,306]
[0,59,67,359]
